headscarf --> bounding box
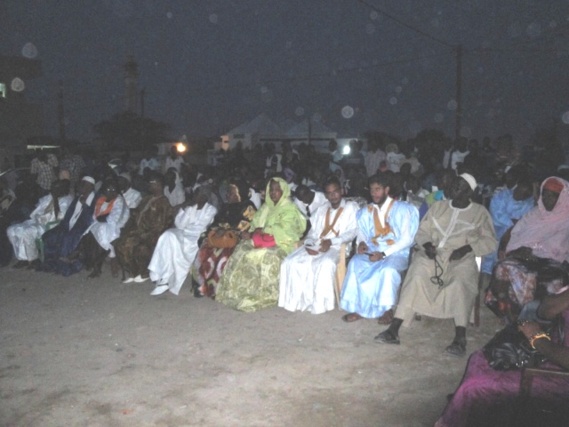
[250,177,306,253]
[507,177,569,262]
[215,179,256,229]
[230,179,251,204]
[253,177,292,225]
[543,177,564,193]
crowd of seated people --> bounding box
[435,176,569,426]
[0,132,568,424]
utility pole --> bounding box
[57,80,66,143]
[455,44,463,142]
[307,116,312,147]
[140,88,146,146]
[124,56,138,113]
[140,88,145,118]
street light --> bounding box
[175,142,187,154]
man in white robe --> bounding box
[8,179,73,267]
[376,173,497,356]
[84,180,130,277]
[118,173,142,209]
[279,176,358,314]
[148,187,217,296]
[340,173,420,322]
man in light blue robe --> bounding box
[340,173,419,322]
[481,178,534,274]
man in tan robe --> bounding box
[115,173,173,283]
[375,173,497,356]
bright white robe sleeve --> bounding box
[90,197,129,251]
[148,203,217,295]
[383,203,420,257]
[29,195,52,224]
[123,188,142,209]
[174,207,189,229]
[184,204,217,237]
[57,195,73,221]
[106,197,126,226]
[175,203,217,236]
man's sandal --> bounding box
[374,330,400,345]
[445,340,466,357]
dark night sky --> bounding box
[2,0,569,144]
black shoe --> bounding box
[374,330,400,345]
[193,286,203,298]
[12,261,28,269]
[28,260,41,270]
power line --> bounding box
[468,47,569,56]
[355,0,456,48]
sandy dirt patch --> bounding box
[1,266,499,426]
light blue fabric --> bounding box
[340,201,419,318]
[481,188,534,274]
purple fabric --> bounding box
[436,310,569,427]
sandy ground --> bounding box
[0,265,500,427]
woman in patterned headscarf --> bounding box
[191,179,257,298]
[216,177,306,312]
[489,177,569,319]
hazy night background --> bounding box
[2,0,569,145]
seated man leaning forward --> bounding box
[340,173,419,323]
[279,175,358,314]
[8,179,72,269]
[115,172,173,283]
[293,184,327,219]
[376,173,497,356]
[148,186,217,296]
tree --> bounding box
[93,112,170,151]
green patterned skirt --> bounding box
[216,240,286,312]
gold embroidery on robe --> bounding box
[369,200,395,245]
[320,207,344,238]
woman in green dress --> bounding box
[216,177,306,312]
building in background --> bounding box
[221,113,339,152]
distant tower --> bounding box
[124,55,138,113]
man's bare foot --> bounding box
[342,313,363,323]
[377,309,394,325]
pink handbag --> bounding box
[252,231,276,248]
